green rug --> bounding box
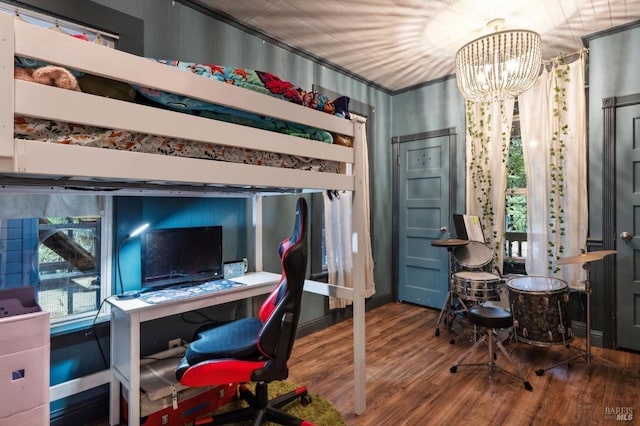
[199,381,346,426]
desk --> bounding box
[106,271,280,426]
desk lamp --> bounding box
[116,223,149,299]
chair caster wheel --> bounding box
[524,382,533,391]
[301,394,312,407]
[535,369,545,376]
[435,328,440,337]
[450,366,457,373]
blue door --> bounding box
[395,129,456,308]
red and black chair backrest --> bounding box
[252,197,308,380]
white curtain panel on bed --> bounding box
[324,114,375,310]
[518,50,588,285]
[465,98,515,272]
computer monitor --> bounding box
[140,226,223,289]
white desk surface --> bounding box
[106,271,281,320]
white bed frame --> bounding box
[0,13,367,416]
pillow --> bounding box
[78,74,137,102]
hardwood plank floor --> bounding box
[287,302,640,426]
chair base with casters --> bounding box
[449,306,533,391]
[189,381,313,426]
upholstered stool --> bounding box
[450,305,532,391]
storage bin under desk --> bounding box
[0,311,50,425]
[121,347,236,426]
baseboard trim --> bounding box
[571,321,605,348]
[50,369,111,402]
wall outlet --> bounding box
[168,338,182,349]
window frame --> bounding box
[2,0,143,55]
[0,193,113,330]
[504,107,528,265]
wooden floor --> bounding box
[287,302,640,426]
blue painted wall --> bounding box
[114,197,249,293]
[391,75,467,211]
[586,24,640,240]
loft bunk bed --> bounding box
[0,13,367,418]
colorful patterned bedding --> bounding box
[15,56,353,146]
[157,61,339,112]
[14,116,340,173]
[14,56,352,172]
[133,60,350,144]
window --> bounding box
[37,216,101,320]
[0,194,110,326]
[0,4,118,47]
[505,107,528,262]
[310,192,327,278]
[1,0,144,56]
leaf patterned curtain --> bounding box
[465,99,515,271]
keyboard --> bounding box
[137,279,246,304]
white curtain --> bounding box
[518,50,588,285]
[0,193,102,218]
[324,114,375,309]
[465,99,515,271]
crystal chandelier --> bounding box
[455,19,542,103]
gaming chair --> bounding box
[176,197,312,426]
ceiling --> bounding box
[192,0,640,92]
